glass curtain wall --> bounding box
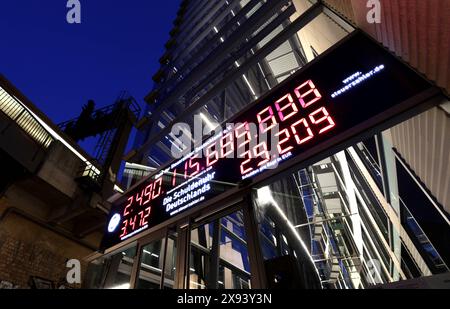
[135,231,178,289]
[134,0,347,173]
[84,245,137,289]
[252,131,450,289]
[189,210,251,289]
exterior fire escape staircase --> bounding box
[294,159,361,288]
[58,91,141,191]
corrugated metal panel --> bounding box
[391,106,450,214]
[324,0,450,94]
[322,0,450,213]
[323,0,356,21]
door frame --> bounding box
[174,197,268,289]
[98,189,268,289]
[130,226,173,289]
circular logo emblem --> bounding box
[108,214,121,233]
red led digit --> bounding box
[294,80,322,108]
[140,207,151,226]
[129,216,137,231]
[275,94,298,121]
[171,169,177,187]
[257,106,277,133]
[240,150,253,174]
[123,196,133,216]
[276,128,294,155]
[291,118,314,145]
[253,142,270,167]
[136,191,143,206]
[120,220,128,238]
[236,123,253,175]
[220,132,234,158]
[187,154,200,178]
[206,143,219,166]
[152,178,163,199]
[143,183,152,205]
[309,107,336,134]
[235,122,251,158]
[138,210,144,227]
[235,123,251,144]
[184,161,189,179]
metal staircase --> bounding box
[58,92,141,187]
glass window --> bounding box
[253,179,323,289]
[136,239,164,289]
[136,231,178,289]
[189,210,251,289]
[251,111,450,289]
[84,245,137,289]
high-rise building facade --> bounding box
[85,0,450,289]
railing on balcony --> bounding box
[0,86,102,184]
[0,86,53,148]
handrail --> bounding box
[399,197,449,272]
[57,93,141,130]
[0,85,102,183]
[0,86,54,148]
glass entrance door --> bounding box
[188,210,252,289]
[135,229,178,289]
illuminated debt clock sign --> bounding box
[101,31,438,250]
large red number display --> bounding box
[115,79,337,240]
[103,32,434,250]
[236,79,335,175]
[118,177,162,239]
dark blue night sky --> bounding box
[0,0,180,153]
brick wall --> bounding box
[0,216,91,289]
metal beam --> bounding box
[147,0,292,133]
[172,0,263,70]
[186,4,296,102]
[136,3,323,162]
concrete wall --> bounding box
[0,142,103,288]
[37,140,85,199]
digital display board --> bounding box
[101,32,435,250]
